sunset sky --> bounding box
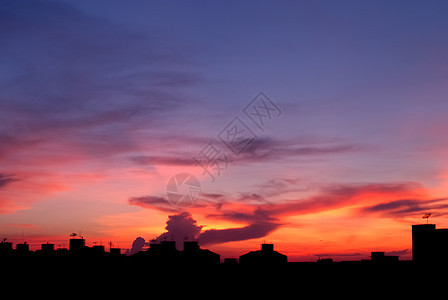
[1,0,448,261]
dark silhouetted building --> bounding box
[133,240,181,264]
[224,258,238,264]
[183,241,200,252]
[412,224,435,263]
[0,240,13,256]
[91,245,105,256]
[56,248,69,256]
[16,242,30,254]
[69,237,86,255]
[149,240,178,256]
[239,244,287,265]
[412,224,448,263]
[133,240,219,265]
[370,252,399,263]
[317,258,333,264]
[110,248,121,256]
[69,237,85,250]
[41,242,55,253]
[181,241,220,264]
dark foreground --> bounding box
[3,257,446,298]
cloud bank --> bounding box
[127,212,280,254]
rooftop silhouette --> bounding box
[239,243,287,265]
[130,240,220,265]
[1,222,448,268]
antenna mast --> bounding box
[422,213,432,224]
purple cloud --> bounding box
[128,196,180,213]
[361,198,448,217]
[153,212,203,249]
[0,174,19,188]
[198,221,280,246]
[128,212,280,252]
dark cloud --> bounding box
[255,177,336,197]
[126,237,147,256]
[363,199,424,213]
[236,137,365,164]
[130,181,424,225]
[206,207,277,223]
[198,221,280,246]
[201,193,226,200]
[313,252,364,258]
[127,212,280,253]
[361,198,448,217]
[202,182,423,224]
[128,196,180,213]
[128,155,195,167]
[0,174,19,188]
[126,213,202,253]
[264,182,422,216]
[126,135,364,169]
[128,181,425,251]
[237,192,270,204]
[153,212,203,249]
[385,249,411,256]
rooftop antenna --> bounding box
[422,213,432,224]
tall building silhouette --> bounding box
[41,242,55,253]
[0,240,13,256]
[16,242,30,254]
[412,224,448,263]
[69,236,86,255]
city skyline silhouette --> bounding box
[2,221,446,265]
[2,219,447,297]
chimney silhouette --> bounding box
[261,243,274,252]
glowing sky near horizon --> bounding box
[1,0,448,261]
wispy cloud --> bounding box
[129,181,425,239]
[128,196,180,213]
[264,182,423,217]
[361,198,448,217]
[0,0,201,165]
[203,182,424,222]
[235,137,366,164]
[198,221,280,246]
[128,155,195,167]
[0,173,19,188]
[0,0,204,214]
[126,135,367,170]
